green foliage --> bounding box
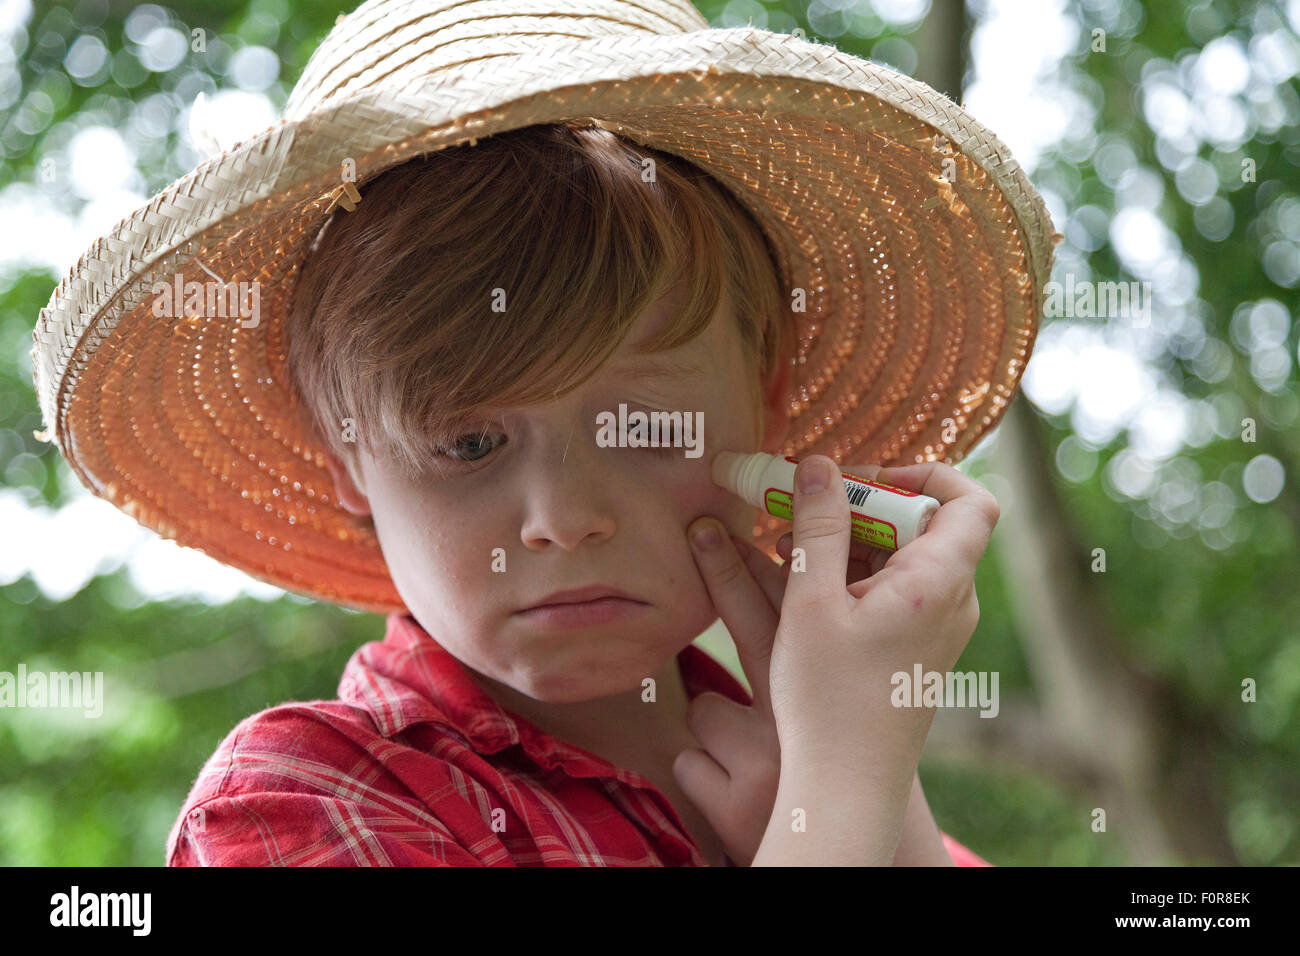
[922,759,1132,866]
[0,568,377,865]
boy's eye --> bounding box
[620,418,682,452]
[437,429,506,463]
[433,408,682,464]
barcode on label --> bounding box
[845,481,870,508]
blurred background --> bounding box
[1,0,1297,866]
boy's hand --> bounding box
[672,522,782,868]
[767,457,998,773]
[675,458,999,866]
[673,463,897,867]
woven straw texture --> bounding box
[32,0,1060,614]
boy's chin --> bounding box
[505,643,699,703]
[503,671,649,704]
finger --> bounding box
[777,461,885,568]
[683,692,764,779]
[777,530,888,569]
[869,461,981,505]
[783,455,852,608]
[869,463,1001,572]
[730,535,786,610]
[688,517,777,719]
[778,532,879,589]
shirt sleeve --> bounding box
[940,831,993,867]
[168,791,486,866]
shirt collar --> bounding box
[339,612,753,776]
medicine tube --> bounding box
[712,451,941,551]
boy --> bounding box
[32,0,1055,866]
[166,124,994,866]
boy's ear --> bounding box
[322,446,372,516]
[759,342,794,455]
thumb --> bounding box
[783,455,851,607]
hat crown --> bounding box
[283,0,710,121]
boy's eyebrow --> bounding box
[465,355,705,423]
[613,353,706,383]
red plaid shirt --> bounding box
[167,612,991,866]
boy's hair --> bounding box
[285,122,789,485]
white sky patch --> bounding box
[964,0,1081,170]
[4,60,281,601]
[186,88,277,157]
[0,487,285,603]
[0,0,31,37]
[68,125,138,198]
[968,0,1207,483]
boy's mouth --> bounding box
[517,584,646,611]
[514,586,651,629]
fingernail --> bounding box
[691,523,721,551]
[798,458,830,493]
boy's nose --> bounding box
[516,436,622,551]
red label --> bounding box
[785,456,919,497]
[764,487,900,550]
[853,476,918,497]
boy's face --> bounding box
[325,285,789,703]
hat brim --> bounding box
[32,26,1058,614]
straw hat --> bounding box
[31,0,1060,614]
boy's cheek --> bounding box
[667,462,754,539]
